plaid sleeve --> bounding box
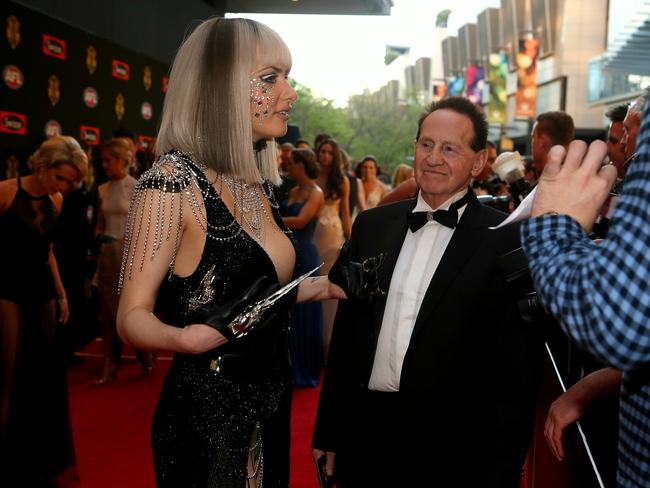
[520,101,650,372]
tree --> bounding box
[289,81,423,176]
[289,82,352,150]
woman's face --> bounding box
[361,160,377,179]
[101,152,127,179]
[318,143,334,168]
[42,164,79,195]
[250,63,297,142]
[285,156,302,179]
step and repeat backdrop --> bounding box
[0,1,169,179]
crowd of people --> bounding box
[1,14,649,488]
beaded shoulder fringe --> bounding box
[118,151,240,293]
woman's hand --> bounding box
[180,324,229,354]
[57,297,69,324]
[328,280,347,300]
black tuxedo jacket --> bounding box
[313,192,543,487]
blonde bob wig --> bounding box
[156,17,292,185]
[28,135,88,180]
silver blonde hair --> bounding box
[156,17,292,185]
[28,135,88,179]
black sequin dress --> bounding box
[135,152,298,487]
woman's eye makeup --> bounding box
[259,73,277,84]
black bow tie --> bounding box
[407,192,471,232]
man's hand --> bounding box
[531,140,618,232]
[312,448,336,482]
[544,367,621,461]
[544,388,587,461]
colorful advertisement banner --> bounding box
[447,76,465,97]
[515,37,539,119]
[465,64,485,106]
[487,52,508,125]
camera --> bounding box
[477,194,511,214]
[499,246,546,322]
[492,151,533,206]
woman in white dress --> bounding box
[314,138,351,359]
[360,155,389,209]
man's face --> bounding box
[621,111,641,162]
[607,120,626,176]
[530,123,549,173]
[414,109,486,208]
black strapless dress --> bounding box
[139,152,298,487]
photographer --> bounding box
[520,91,650,487]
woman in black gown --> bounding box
[0,135,88,487]
[116,18,345,487]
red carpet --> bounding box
[68,342,321,487]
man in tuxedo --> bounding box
[312,97,543,487]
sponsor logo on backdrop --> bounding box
[0,111,27,135]
[83,87,98,108]
[112,60,129,80]
[86,45,97,74]
[138,135,155,151]
[42,34,66,60]
[3,65,23,89]
[115,93,125,120]
[162,76,168,94]
[141,102,152,121]
[48,74,60,106]
[6,15,21,50]
[80,125,100,145]
[143,66,152,91]
[45,120,62,138]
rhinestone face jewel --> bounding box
[250,77,275,123]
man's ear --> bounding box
[470,149,488,177]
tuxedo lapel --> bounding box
[362,199,413,377]
[408,195,485,342]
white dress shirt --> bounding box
[368,189,469,392]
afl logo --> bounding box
[45,120,62,138]
[3,65,23,89]
[141,102,153,121]
[83,87,99,108]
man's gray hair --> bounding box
[629,87,650,116]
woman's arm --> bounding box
[117,185,228,354]
[340,177,352,238]
[49,243,69,323]
[282,187,324,230]
[378,177,417,206]
[95,185,106,238]
[296,276,346,303]
[50,193,68,323]
[356,178,367,212]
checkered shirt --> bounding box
[521,100,650,488]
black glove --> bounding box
[328,241,386,303]
[187,276,280,341]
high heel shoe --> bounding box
[95,365,118,385]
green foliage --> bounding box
[289,80,423,175]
